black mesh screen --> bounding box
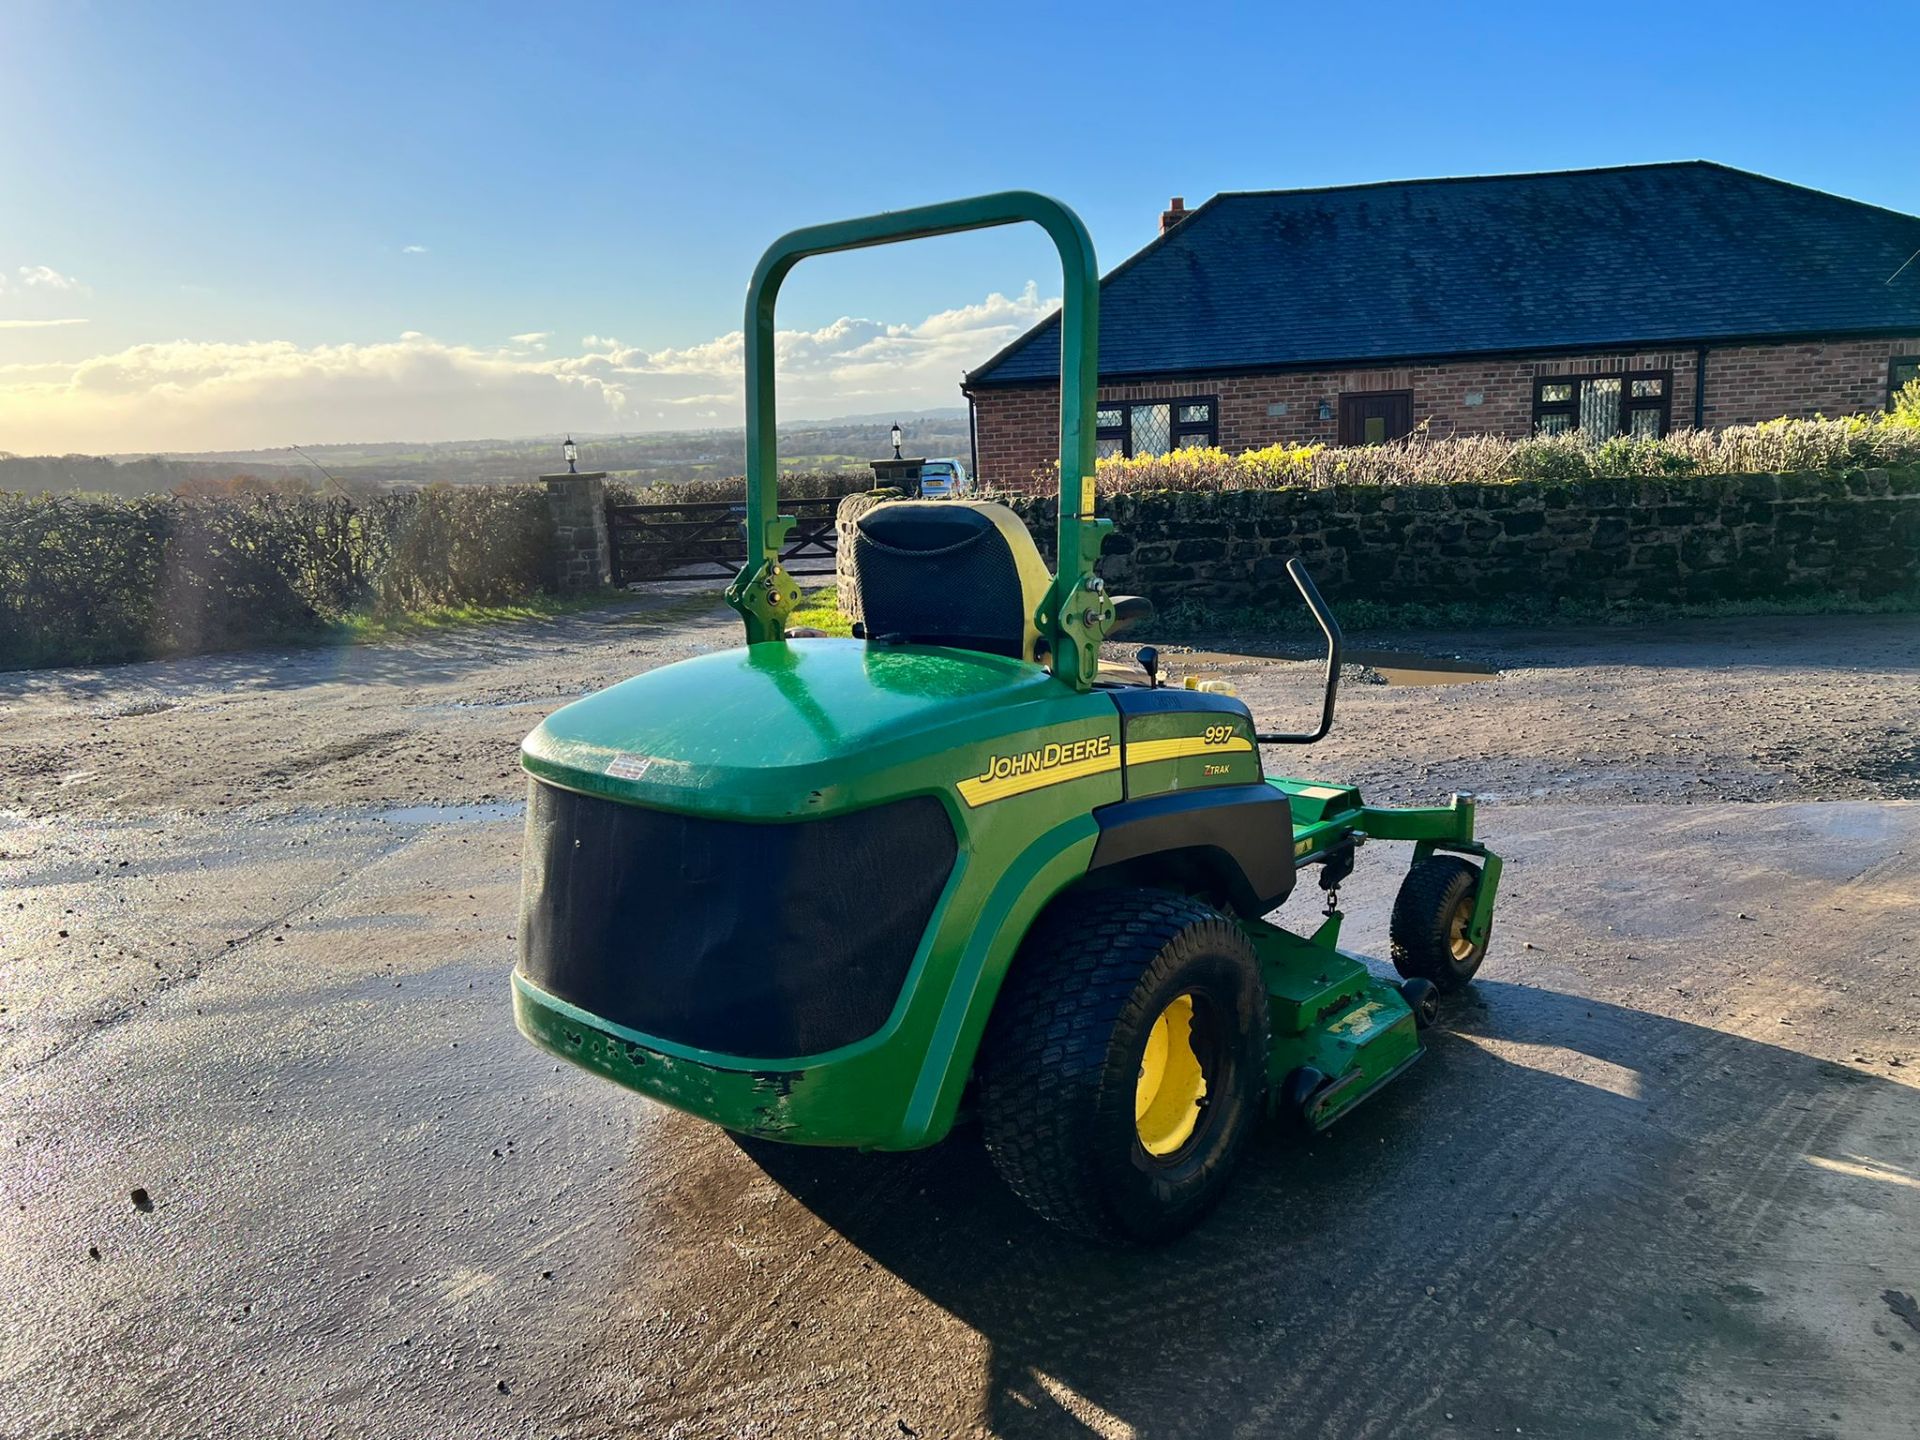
[517,781,958,1058]
[853,504,1027,658]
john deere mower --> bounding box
[513,193,1502,1244]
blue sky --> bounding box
[1,0,1913,453]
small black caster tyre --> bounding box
[1391,855,1488,993]
[1279,1065,1328,1132]
[978,888,1269,1245]
[1400,977,1441,1029]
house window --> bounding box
[1533,371,1671,439]
[1891,357,1920,408]
[1096,397,1216,458]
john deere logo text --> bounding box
[957,734,1118,806]
[977,735,1112,785]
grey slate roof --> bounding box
[965,162,1920,387]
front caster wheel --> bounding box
[978,888,1269,1245]
[1278,1065,1328,1132]
[1400,976,1441,1029]
[1391,856,1488,993]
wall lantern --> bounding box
[563,436,579,474]
[1317,400,1334,422]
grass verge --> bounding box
[789,586,854,636]
[329,589,643,645]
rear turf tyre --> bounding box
[977,888,1268,1245]
[1390,856,1487,993]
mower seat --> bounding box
[851,500,1053,662]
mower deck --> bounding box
[1257,780,1502,1131]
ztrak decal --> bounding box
[957,735,1118,807]
[1125,731,1254,767]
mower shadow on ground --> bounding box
[740,980,1920,1439]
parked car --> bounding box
[916,458,971,498]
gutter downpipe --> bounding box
[967,391,979,487]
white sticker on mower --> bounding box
[604,752,655,781]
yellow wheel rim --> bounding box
[1135,993,1208,1158]
[1447,894,1477,962]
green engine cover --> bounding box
[516,639,1137,1149]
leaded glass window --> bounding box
[1533,371,1671,438]
[1095,396,1218,457]
[1130,404,1171,456]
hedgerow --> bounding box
[603,471,872,506]
[1016,412,1920,495]
[0,483,551,668]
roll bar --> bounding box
[725,192,1114,689]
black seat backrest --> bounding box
[850,500,1050,661]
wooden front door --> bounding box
[1338,391,1413,445]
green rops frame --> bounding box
[724,192,1114,689]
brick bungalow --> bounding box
[961,162,1920,487]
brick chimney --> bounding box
[1159,197,1188,236]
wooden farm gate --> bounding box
[606,496,839,584]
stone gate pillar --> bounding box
[541,470,611,593]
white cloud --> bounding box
[401,245,428,255]
[0,284,1057,453]
[510,331,549,344]
[0,317,90,329]
[17,265,86,292]
[570,281,1056,402]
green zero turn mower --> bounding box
[512,193,1503,1244]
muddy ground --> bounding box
[1,593,1916,1438]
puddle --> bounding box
[375,802,525,827]
[1172,646,1498,687]
[1345,650,1498,687]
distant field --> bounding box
[0,412,971,496]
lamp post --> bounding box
[890,422,903,459]
[563,436,579,474]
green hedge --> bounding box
[1013,413,1920,496]
[603,470,872,506]
[0,483,552,668]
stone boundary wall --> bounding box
[834,487,905,616]
[837,469,1920,617]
